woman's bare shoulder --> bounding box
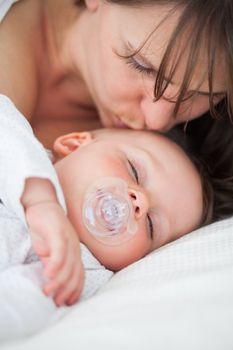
[0,0,42,120]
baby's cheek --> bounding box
[117,228,150,266]
[93,233,149,271]
[101,157,127,179]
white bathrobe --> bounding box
[0,0,19,22]
[0,94,113,341]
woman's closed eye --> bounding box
[126,56,155,78]
[127,159,154,239]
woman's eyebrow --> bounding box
[126,42,226,97]
[138,52,226,97]
[191,89,225,97]
[139,53,226,97]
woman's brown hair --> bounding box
[76,0,233,121]
[76,0,233,224]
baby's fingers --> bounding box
[65,287,83,306]
[30,232,50,257]
[54,264,84,306]
[43,245,82,299]
[44,237,66,278]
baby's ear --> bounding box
[53,132,93,157]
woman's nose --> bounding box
[128,188,149,219]
[140,97,175,131]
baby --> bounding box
[18,127,205,310]
[0,95,210,340]
[52,128,204,271]
[0,97,207,294]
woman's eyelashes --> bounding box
[126,56,155,78]
[127,159,154,239]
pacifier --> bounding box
[82,177,138,245]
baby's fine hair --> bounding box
[168,115,233,227]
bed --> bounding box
[2,216,233,350]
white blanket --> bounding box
[2,217,233,350]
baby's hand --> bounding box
[21,178,84,306]
[26,202,84,306]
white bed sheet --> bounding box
[2,217,233,350]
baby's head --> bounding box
[53,128,205,271]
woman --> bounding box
[0,0,232,149]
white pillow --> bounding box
[3,217,233,350]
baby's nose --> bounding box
[129,189,149,219]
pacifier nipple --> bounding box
[83,177,138,245]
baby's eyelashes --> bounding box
[128,159,139,183]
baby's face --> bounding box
[54,129,203,271]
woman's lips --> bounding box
[113,115,130,129]
[113,114,145,130]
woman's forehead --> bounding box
[115,3,180,46]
